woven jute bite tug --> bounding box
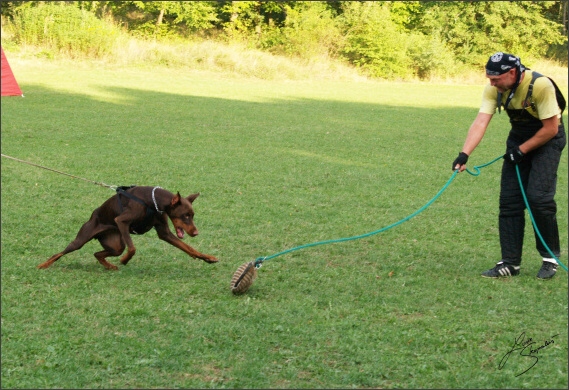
[230,261,258,294]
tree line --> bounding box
[1,1,567,79]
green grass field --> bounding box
[2,59,567,389]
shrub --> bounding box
[407,33,458,79]
[10,2,121,58]
[338,2,412,79]
[277,2,343,60]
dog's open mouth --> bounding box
[176,227,185,239]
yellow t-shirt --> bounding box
[479,70,561,120]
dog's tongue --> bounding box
[176,227,184,239]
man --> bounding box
[452,52,566,280]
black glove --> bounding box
[452,152,469,171]
[504,146,524,164]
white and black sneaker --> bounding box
[536,261,557,280]
[481,261,520,278]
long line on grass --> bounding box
[2,153,566,271]
[1,153,117,190]
[254,155,568,272]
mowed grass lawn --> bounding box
[1,59,567,389]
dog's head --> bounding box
[166,192,200,238]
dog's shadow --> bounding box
[51,260,206,280]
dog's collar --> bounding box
[152,186,164,214]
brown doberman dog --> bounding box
[37,186,218,270]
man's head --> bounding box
[485,52,525,93]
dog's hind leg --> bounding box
[37,252,66,269]
[38,236,93,269]
[94,231,125,270]
[114,213,138,266]
[37,217,110,269]
[37,220,98,268]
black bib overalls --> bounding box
[499,105,566,264]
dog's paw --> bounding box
[203,256,219,264]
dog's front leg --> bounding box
[114,215,137,265]
[156,227,218,263]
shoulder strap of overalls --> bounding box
[547,77,567,114]
[525,71,542,104]
[523,71,566,116]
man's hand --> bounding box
[452,152,469,171]
[504,146,524,164]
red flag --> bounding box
[1,47,23,97]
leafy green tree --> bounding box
[152,1,218,33]
[216,1,290,42]
[387,0,422,31]
[275,1,342,59]
[338,2,412,79]
[217,1,260,38]
[73,1,218,37]
[2,1,567,77]
[412,1,567,65]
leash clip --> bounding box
[254,257,265,269]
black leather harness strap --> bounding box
[116,186,157,234]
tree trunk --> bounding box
[563,1,568,35]
[157,8,164,26]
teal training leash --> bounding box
[516,165,568,271]
[254,155,567,273]
[4,153,565,272]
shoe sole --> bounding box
[536,274,556,280]
[480,274,519,278]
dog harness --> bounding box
[116,186,163,234]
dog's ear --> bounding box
[187,193,200,203]
[171,192,182,207]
